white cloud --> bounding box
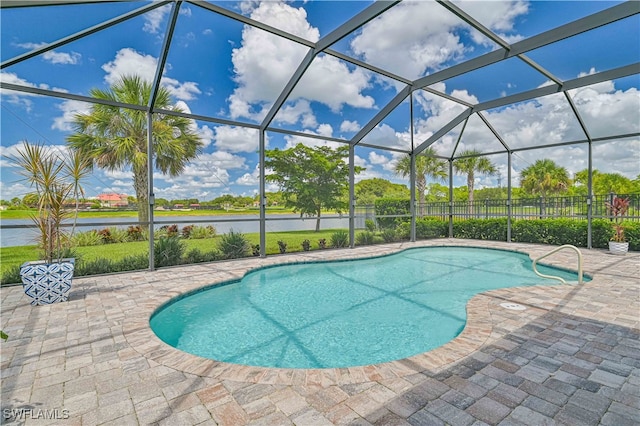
[214,126,260,153]
[52,100,91,131]
[15,42,81,65]
[228,1,375,123]
[274,100,317,128]
[42,50,81,65]
[368,151,389,166]
[101,48,201,102]
[0,72,68,111]
[155,151,250,199]
[362,123,411,151]
[102,48,158,85]
[350,2,466,79]
[340,120,361,133]
[456,0,529,46]
[350,1,528,79]
[143,4,170,34]
[235,164,260,186]
[316,124,333,137]
[162,77,201,101]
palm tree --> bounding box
[520,159,570,197]
[520,159,570,217]
[453,149,497,215]
[67,75,203,223]
[394,147,447,215]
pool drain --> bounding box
[500,302,526,311]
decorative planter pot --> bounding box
[608,241,629,255]
[20,259,75,305]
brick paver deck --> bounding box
[1,239,638,425]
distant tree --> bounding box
[394,148,447,214]
[453,150,497,214]
[573,169,635,195]
[67,74,203,223]
[11,197,21,206]
[154,198,170,207]
[265,143,363,231]
[474,187,508,201]
[520,159,570,198]
[425,183,448,201]
[22,193,39,208]
[355,178,409,205]
[265,191,284,207]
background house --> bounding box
[97,193,129,208]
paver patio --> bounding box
[1,239,638,425]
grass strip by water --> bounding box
[0,229,343,276]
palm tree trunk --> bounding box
[417,175,426,217]
[133,165,149,224]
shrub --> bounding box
[416,218,449,239]
[154,236,185,267]
[318,238,327,249]
[217,230,250,259]
[75,254,148,276]
[181,225,194,239]
[356,231,375,246]
[397,218,448,240]
[184,248,220,264]
[381,228,398,243]
[165,224,179,237]
[374,198,410,229]
[330,230,349,248]
[97,228,113,244]
[187,225,216,239]
[454,218,507,241]
[1,265,22,285]
[75,257,114,276]
[365,219,376,232]
[277,240,287,254]
[117,254,149,271]
[301,239,311,251]
[98,227,128,244]
[623,221,640,251]
[127,225,145,241]
[72,230,103,246]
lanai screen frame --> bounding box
[1,0,639,269]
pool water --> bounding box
[150,247,586,369]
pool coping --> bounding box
[122,240,591,386]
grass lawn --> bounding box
[0,229,345,278]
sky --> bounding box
[1,0,639,203]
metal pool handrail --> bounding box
[532,244,583,285]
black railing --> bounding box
[356,193,640,226]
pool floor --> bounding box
[151,247,585,368]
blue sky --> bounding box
[1,0,639,203]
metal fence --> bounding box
[356,193,640,226]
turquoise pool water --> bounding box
[150,247,586,369]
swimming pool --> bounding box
[150,247,586,369]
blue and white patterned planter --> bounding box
[20,259,75,305]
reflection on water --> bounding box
[0,214,349,247]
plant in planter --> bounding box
[8,142,85,305]
[604,196,630,255]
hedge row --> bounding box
[396,217,638,251]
